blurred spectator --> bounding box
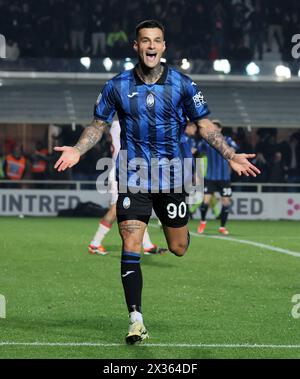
[186,2,212,59]
[235,127,254,154]
[4,145,28,181]
[254,128,293,183]
[0,0,298,63]
[266,0,284,52]
[282,12,300,63]
[70,4,86,55]
[106,0,124,23]
[5,39,20,61]
[4,137,16,155]
[287,132,300,183]
[211,1,227,58]
[106,21,129,58]
[34,1,52,56]
[127,6,146,35]
[277,138,292,169]
[247,2,266,60]
[30,141,49,181]
[165,2,184,43]
[150,1,167,24]
[229,35,252,73]
[51,0,68,55]
[269,151,287,183]
[90,3,107,57]
[231,127,254,183]
[254,129,273,182]
[251,152,268,183]
[0,145,5,179]
[230,0,249,39]
[263,133,278,164]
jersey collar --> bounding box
[133,63,168,85]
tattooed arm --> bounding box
[74,119,108,155]
[195,118,235,161]
[54,119,108,172]
[195,118,260,177]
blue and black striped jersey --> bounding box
[94,65,210,190]
[198,137,238,181]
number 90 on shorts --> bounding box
[153,192,189,228]
[117,191,189,228]
[167,202,187,219]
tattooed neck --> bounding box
[136,63,163,84]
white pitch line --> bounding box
[148,224,300,258]
[1,341,300,349]
[189,231,300,258]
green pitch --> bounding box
[1,217,300,359]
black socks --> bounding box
[220,206,229,227]
[200,202,209,221]
[121,251,142,314]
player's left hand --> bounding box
[229,153,261,177]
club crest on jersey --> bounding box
[146,92,155,108]
[193,91,206,107]
[123,197,131,209]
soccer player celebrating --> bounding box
[197,120,237,235]
[89,119,167,256]
[54,20,260,344]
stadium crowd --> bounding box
[1,127,300,185]
[1,0,299,63]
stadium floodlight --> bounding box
[160,57,167,63]
[103,57,113,71]
[80,57,91,70]
[298,69,300,78]
[181,58,190,70]
[124,57,134,71]
[213,59,231,74]
[246,62,260,76]
[275,65,291,79]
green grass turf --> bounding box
[1,217,300,359]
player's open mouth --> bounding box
[146,52,157,62]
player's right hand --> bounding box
[229,153,261,177]
[53,146,81,172]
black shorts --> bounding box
[204,179,232,197]
[117,191,189,228]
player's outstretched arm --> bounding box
[196,118,261,177]
[54,119,107,172]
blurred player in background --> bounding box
[197,120,238,235]
[54,20,260,345]
[182,121,221,219]
[89,118,167,256]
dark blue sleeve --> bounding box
[197,140,207,153]
[227,137,238,150]
[182,77,210,121]
[94,80,117,122]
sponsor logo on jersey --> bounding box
[193,91,206,107]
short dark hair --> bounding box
[135,20,165,38]
[212,119,222,128]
